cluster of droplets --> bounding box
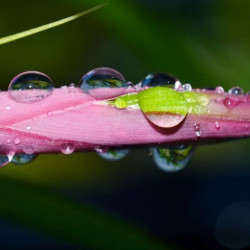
[4,68,197,170]
[6,68,249,171]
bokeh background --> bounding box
[0,0,250,249]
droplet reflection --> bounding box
[97,149,129,161]
[151,144,194,172]
[8,71,54,103]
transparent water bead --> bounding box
[79,67,126,99]
[59,143,75,155]
[97,149,129,161]
[140,72,178,88]
[11,154,36,165]
[151,144,194,172]
[228,86,244,95]
[8,71,54,103]
[0,146,15,167]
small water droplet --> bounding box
[223,97,240,109]
[47,111,52,117]
[215,86,224,94]
[13,137,21,145]
[23,146,34,155]
[174,80,183,90]
[196,131,201,137]
[68,83,77,93]
[0,146,15,167]
[79,67,126,99]
[114,97,127,109]
[97,149,129,161]
[140,72,178,88]
[246,91,250,95]
[198,95,209,106]
[194,123,200,131]
[59,143,75,155]
[26,125,31,130]
[228,86,244,95]
[215,121,220,129]
[151,145,194,172]
[8,71,54,103]
[11,154,36,165]
[5,105,11,110]
[182,83,192,91]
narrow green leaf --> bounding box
[0,3,107,45]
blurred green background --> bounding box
[0,0,250,249]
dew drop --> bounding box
[246,91,250,95]
[151,144,194,172]
[79,67,126,99]
[223,97,240,109]
[5,105,11,110]
[23,146,34,155]
[26,125,31,130]
[228,86,244,95]
[198,95,209,106]
[11,154,36,165]
[97,149,129,161]
[140,72,178,88]
[215,121,220,129]
[59,143,75,155]
[47,111,53,117]
[194,123,201,137]
[8,71,54,103]
[68,83,77,93]
[182,83,192,91]
[13,137,21,145]
[0,146,15,167]
[215,86,224,94]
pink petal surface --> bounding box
[0,87,249,154]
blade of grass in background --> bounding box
[0,3,107,45]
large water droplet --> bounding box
[140,72,178,88]
[59,143,75,155]
[11,154,36,165]
[228,86,244,95]
[151,144,194,172]
[79,67,126,99]
[8,71,54,103]
[97,149,129,161]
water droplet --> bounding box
[223,97,241,109]
[11,154,36,165]
[215,86,224,94]
[26,125,31,130]
[140,72,178,88]
[228,86,244,95]
[47,111,53,117]
[5,105,11,110]
[182,83,192,91]
[0,146,15,167]
[13,137,21,145]
[215,121,220,129]
[246,91,250,95]
[97,149,129,161]
[114,97,127,109]
[68,83,77,93]
[151,144,194,172]
[8,71,54,103]
[79,67,126,99]
[174,80,182,90]
[194,123,201,137]
[194,123,200,131]
[198,95,209,106]
[23,146,34,155]
[59,143,75,155]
